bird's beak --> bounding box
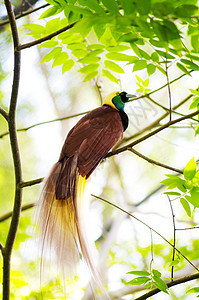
[126,94,137,100]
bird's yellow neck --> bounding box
[103,91,121,110]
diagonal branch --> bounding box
[128,148,183,174]
[0,111,89,139]
[0,4,49,27]
[135,273,199,300]
[18,21,77,51]
[91,194,199,272]
[0,107,9,121]
[107,109,199,158]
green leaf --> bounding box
[84,71,98,81]
[189,97,199,110]
[176,62,191,76]
[72,49,88,58]
[40,6,63,18]
[127,271,150,276]
[67,43,87,50]
[152,1,174,17]
[40,40,58,48]
[52,52,69,67]
[147,64,156,76]
[164,192,181,196]
[191,35,199,52]
[186,54,199,62]
[106,52,138,62]
[87,44,104,50]
[120,0,136,15]
[153,277,168,294]
[128,277,151,285]
[118,33,139,43]
[183,158,196,180]
[101,0,119,14]
[187,287,199,293]
[156,50,175,59]
[106,45,130,52]
[102,69,119,83]
[79,55,101,64]
[152,269,161,278]
[180,198,191,217]
[174,5,199,17]
[100,27,117,45]
[78,0,106,14]
[136,0,151,15]
[24,23,45,33]
[189,188,199,208]
[151,52,159,62]
[62,59,74,73]
[41,47,62,63]
[169,259,180,267]
[104,60,124,73]
[133,60,147,71]
[180,59,199,71]
[79,63,99,73]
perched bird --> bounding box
[37,91,134,289]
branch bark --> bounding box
[0,107,9,121]
[17,22,77,51]
[3,0,22,299]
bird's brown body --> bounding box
[37,91,132,296]
[56,105,125,199]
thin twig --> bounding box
[18,177,44,188]
[0,107,9,121]
[91,194,199,272]
[128,148,183,174]
[18,21,77,51]
[0,4,49,27]
[168,195,176,281]
[0,203,35,223]
[135,273,199,300]
[0,111,89,139]
[176,226,199,231]
[3,0,22,298]
[165,61,172,121]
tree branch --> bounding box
[17,21,77,51]
[0,111,89,139]
[128,148,183,174]
[0,203,35,223]
[3,0,22,298]
[91,194,199,272]
[106,109,199,158]
[0,107,9,121]
[135,273,199,300]
[0,4,49,27]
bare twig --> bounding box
[3,0,22,298]
[91,194,199,272]
[18,177,44,188]
[18,21,77,51]
[135,273,199,300]
[128,148,183,174]
[0,203,35,223]
[0,4,49,27]
[0,107,9,121]
[0,111,89,139]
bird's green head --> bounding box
[103,91,135,111]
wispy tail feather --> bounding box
[36,158,101,282]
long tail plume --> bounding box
[36,157,101,286]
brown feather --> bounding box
[36,104,125,298]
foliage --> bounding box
[161,157,199,217]
[24,0,199,81]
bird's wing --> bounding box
[59,106,123,178]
